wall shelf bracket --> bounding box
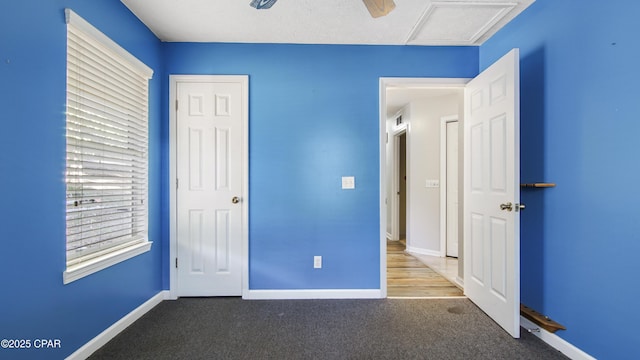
[520,183,556,188]
[520,304,566,333]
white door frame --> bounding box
[440,114,459,257]
[168,75,249,300]
[379,78,469,297]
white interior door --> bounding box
[176,77,247,297]
[464,49,520,337]
[446,120,459,258]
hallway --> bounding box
[387,240,463,298]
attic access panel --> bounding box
[407,2,519,45]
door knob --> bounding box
[500,202,513,211]
[232,196,240,204]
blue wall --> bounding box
[163,43,478,289]
[481,0,640,358]
[0,1,163,359]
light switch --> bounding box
[342,176,355,189]
[425,179,440,188]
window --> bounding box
[63,9,153,284]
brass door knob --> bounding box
[500,202,513,211]
[232,196,240,204]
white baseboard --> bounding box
[406,246,441,257]
[66,290,169,360]
[520,316,595,360]
[243,289,383,300]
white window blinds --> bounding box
[64,9,153,278]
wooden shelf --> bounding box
[521,183,556,188]
[520,304,566,333]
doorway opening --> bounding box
[380,78,467,298]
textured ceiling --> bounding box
[121,0,534,45]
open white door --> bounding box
[464,49,521,337]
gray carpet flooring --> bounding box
[90,298,568,360]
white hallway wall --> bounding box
[405,92,462,255]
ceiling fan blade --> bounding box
[362,0,396,18]
[250,0,278,10]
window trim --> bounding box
[63,9,153,284]
[63,241,152,284]
[65,9,153,78]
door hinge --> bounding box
[175,258,178,268]
[175,99,178,111]
[176,178,179,189]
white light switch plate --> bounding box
[425,179,440,188]
[342,176,355,189]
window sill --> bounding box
[63,241,152,284]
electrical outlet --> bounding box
[314,256,322,269]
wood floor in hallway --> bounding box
[387,240,464,298]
